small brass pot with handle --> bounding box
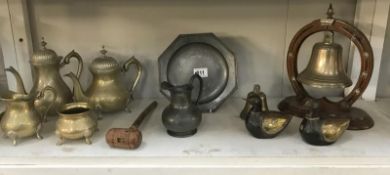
[0,87,56,145]
[66,46,142,113]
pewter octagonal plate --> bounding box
[158,33,237,112]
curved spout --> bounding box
[64,72,88,102]
[5,66,27,94]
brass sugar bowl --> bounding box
[56,102,97,145]
[66,47,142,113]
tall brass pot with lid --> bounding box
[66,46,142,113]
[31,38,83,116]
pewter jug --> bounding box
[161,74,203,137]
[31,38,83,115]
[66,47,142,113]
[1,67,56,145]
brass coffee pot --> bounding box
[297,32,352,88]
[30,38,83,115]
[66,47,142,113]
[1,67,56,145]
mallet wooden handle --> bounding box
[130,101,158,129]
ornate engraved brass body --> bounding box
[56,102,97,145]
[30,38,83,115]
[1,68,56,145]
[66,47,142,113]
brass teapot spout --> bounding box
[64,72,88,103]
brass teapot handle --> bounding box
[34,86,57,123]
[61,50,84,79]
[122,56,142,98]
[5,66,27,94]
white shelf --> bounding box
[1,98,390,174]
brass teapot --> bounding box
[30,38,83,115]
[66,47,142,113]
[1,67,56,145]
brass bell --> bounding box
[297,32,352,88]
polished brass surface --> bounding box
[262,114,289,135]
[56,102,97,145]
[66,47,142,113]
[297,32,352,88]
[0,86,56,145]
[30,38,83,115]
[322,118,350,142]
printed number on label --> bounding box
[193,68,208,78]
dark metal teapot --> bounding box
[161,74,203,137]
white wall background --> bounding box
[19,0,357,99]
[378,8,390,98]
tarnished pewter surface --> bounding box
[159,33,237,112]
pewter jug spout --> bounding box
[65,72,88,102]
[5,66,27,94]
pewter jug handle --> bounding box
[122,56,142,98]
[190,74,203,105]
[34,86,57,122]
[61,50,84,79]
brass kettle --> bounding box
[1,67,56,145]
[30,38,83,115]
[66,47,142,113]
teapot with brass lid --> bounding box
[66,46,142,113]
[31,37,83,116]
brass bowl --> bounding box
[56,102,97,145]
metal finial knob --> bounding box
[253,84,261,93]
[41,37,47,48]
[327,3,334,19]
[100,45,107,55]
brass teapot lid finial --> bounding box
[100,45,108,56]
[41,37,47,49]
[89,45,120,74]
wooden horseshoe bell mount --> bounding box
[278,4,374,130]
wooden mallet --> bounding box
[105,101,157,149]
